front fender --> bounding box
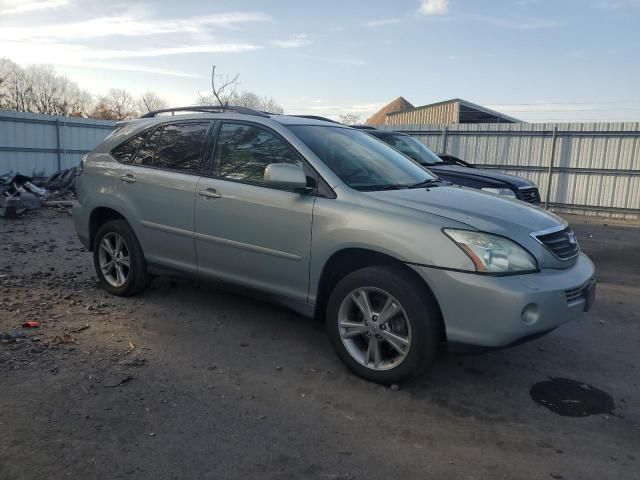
[308,197,474,302]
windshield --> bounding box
[288,125,436,191]
[382,134,444,165]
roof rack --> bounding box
[351,125,377,130]
[140,105,270,119]
[290,115,342,124]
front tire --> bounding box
[326,265,441,384]
[93,220,149,297]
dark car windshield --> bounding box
[288,125,436,191]
[382,134,444,166]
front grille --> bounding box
[534,227,580,260]
[518,187,541,204]
[565,281,591,304]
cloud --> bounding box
[271,34,310,48]
[364,18,401,27]
[0,39,261,64]
[472,15,561,29]
[1,12,272,41]
[0,10,269,77]
[0,0,68,14]
[67,62,204,78]
[418,0,449,15]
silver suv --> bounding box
[74,106,596,383]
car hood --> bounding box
[429,165,536,188]
[365,185,563,235]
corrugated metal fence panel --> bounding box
[386,101,458,126]
[0,110,115,176]
[384,122,640,220]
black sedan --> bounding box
[358,127,541,205]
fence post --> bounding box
[55,118,62,172]
[441,126,448,154]
[544,126,559,209]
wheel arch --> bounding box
[88,206,129,251]
[313,247,445,340]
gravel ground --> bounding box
[1,208,639,480]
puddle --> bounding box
[530,378,614,417]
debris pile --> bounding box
[0,167,77,218]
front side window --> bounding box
[383,134,443,166]
[288,126,436,191]
[153,122,210,174]
[213,123,302,185]
[111,130,150,164]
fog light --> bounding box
[521,303,540,325]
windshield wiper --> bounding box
[358,184,411,191]
[408,179,440,189]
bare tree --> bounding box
[91,88,137,120]
[0,58,32,112]
[0,59,92,116]
[198,64,240,107]
[26,65,92,116]
[228,91,284,114]
[137,91,169,115]
[339,113,361,125]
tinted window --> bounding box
[111,130,150,164]
[213,123,302,185]
[289,126,436,191]
[153,123,209,174]
[133,128,162,167]
[383,134,443,165]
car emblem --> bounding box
[567,232,578,246]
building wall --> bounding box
[384,122,640,221]
[0,110,116,176]
[386,101,459,126]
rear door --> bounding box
[194,121,315,301]
[115,121,212,273]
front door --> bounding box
[194,122,315,301]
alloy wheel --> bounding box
[98,232,131,288]
[338,287,412,371]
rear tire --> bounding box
[326,265,441,384]
[93,219,149,297]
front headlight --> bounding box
[482,187,516,198]
[443,229,538,273]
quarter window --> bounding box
[153,123,210,174]
[213,123,302,185]
[111,130,150,164]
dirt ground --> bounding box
[1,208,638,480]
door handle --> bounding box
[120,174,136,184]
[198,188,221,199]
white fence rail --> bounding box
[386,122,640,220]
[0,110,116,176]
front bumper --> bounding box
[411,253,596,347]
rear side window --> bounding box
[133,128,162,167]
[153,123,210,174]
[111,130,150,164]
[213,123,302,185]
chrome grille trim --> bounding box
[530,224,580,261]
[565,280,592,304]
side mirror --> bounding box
[263,163,309,192]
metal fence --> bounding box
[0,110,116,177]
[385,122,640,221]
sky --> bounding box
[1,0,639,122]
